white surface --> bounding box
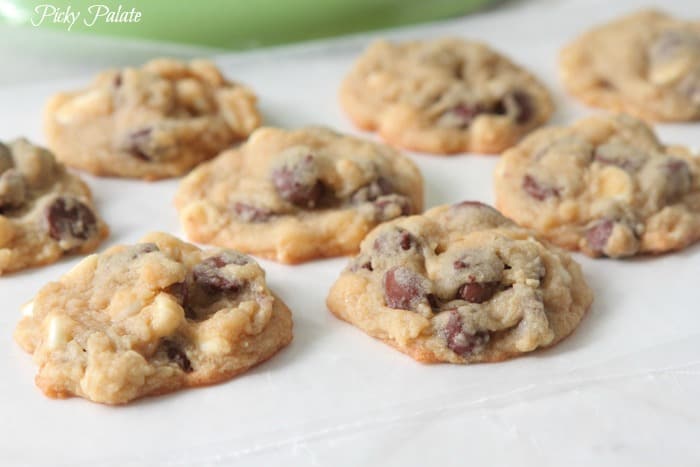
[1,0,700,466]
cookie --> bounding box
[339,38,553,154]
[560,9,700,121]
[326,202,592,364]
[494,114,700,258]
[175,126,424,263]
[0,139,108,274]
[14,232,293,405]
[44,59,261,180]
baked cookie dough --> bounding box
[44,59,261,180]
[0,139,108,274]
[494,114,700,258]
[326,202,592,364]
[14,232,293,405]
[560,9,700,121]
[339,38,553,154]
[175,126,424,263]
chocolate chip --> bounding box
[450,201,505,221]
[594,153,632,170]
[0,169,27,212]
[585,219,614,255]
[192,253,247,294]
[165,280,199,320]
[45,197,98,245]
[650,30,698,62]
[139,243,159,253]
[510,91,533,124]
[427,293,441,310]
[444,103,483,128]
[210,252,249,267]
[234,202,272,223]
[351,177,394,203]
[376,177,394,195]
[593,143,646,172]
[130,243,159,259]
[453,200,489,209]
[113,73,123,88]
[272,154,324,208]
[399,231,412,250]
[383,266,429,311]
[165,281,188,305]
[493,91,533,124]
[125,127,153,161]
[522,175,559,201]
[182,252,250,320]
[456,281,499,303]
[667,159,689,173]
[679,72,700,104]
[162,340,193,373]
[373,227,418,253]
[349,258,374,272]
[664,158,692,202]
[440,310,490,356]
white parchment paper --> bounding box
[0,0,698,465]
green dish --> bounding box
[2,0,496,49]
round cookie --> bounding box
[0,139,108,274]
[494,114,700,258]
[326,202,592,364]
[44,59,261,180]
[175,126,424,264]
[560,9,700,121]
[339,38,553,154]
[14,232,293,405]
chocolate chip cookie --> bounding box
[326,202,592,363]
[560,9,700,121]
[494,114,700,258]
[339,38,553,154]
[175,126,424,263]
[14,232,293,404]
[0,139,108,274]
[44,59,261,180]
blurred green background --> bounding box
[1,0,496,49]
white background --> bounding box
[0,0,699,465]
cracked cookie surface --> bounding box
[560,9,700,121]
[44,59,261,180]
[326,202,592,364]
[175,126,424,263]
[14,232,293,405]
[340,38,553,154]
[494,114,700,258]
[0,139,108,274]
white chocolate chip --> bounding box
[55,89,113,125]
[47,315,73,350]
[21,301,34,317]
[200,337,231,355]
[150,293,184,337]
[594,165,633,201]
[63,254,99,281]
[650,55,695,86]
